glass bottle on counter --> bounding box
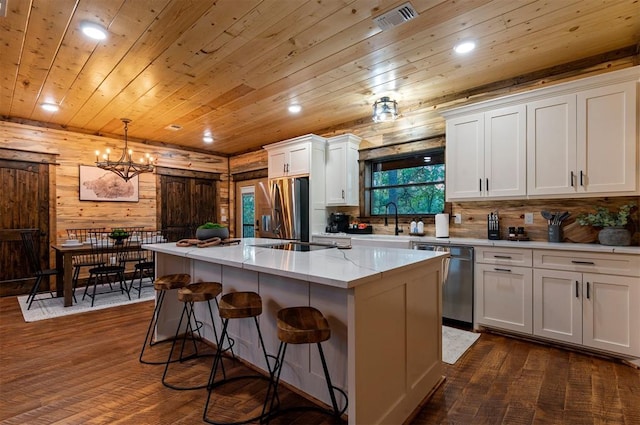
[410,218,417,234]
[417,217,424,234]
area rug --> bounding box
[18,280,155,322]
[442,325,481,364]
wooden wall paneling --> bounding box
[0,120,229,242]
[0,0,29,110]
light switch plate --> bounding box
[524,212,534,224]
[453,213,462,224]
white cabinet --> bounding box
[527,94,577,195]
[266,143,309,178]
[326,134,361,206]
[445,105,526,200]
[528,81,637,197]
[475,247,533,334]
[444,66,639,200]
[533,250,640,356]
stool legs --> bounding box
[203,317,276,425]
[139,290,176,365]
[161,299,220,390]
[262,342,347,424]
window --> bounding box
[241,186,255,238]
[367,149,445,216]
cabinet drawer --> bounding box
[475,247,532,267]
[533,250,640,277]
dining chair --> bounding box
[66,227,106,302]
[20,231,58,310]
[83,231,130,307]
[129,230,157,298]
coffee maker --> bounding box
[326,212,350,233]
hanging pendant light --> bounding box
[95,118,154,182]
[372,96,399,122]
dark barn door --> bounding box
[159,170,219,239]
[0,158,51,297]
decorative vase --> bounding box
[598,227,631,246]
[196,227,229,240]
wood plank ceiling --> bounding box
[1,0,638,156]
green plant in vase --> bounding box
[196,222,229,240]
[109,228,130,244]
[576,204,636,246]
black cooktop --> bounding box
[253,242,334,252]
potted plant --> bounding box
[109,228,130,245]
[196,222,229,240]
[576,204,636,246]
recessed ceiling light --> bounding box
[41,102,59,112]
[165,124,182,131]
[454,40,476,54]
[80,21,108,40]
[203,136,214,143]
[288,104,302,114]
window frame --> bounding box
[362,146,447,219]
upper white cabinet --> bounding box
[264,134,326,179]
[326,134,361,206]
[528,81,637,196]
[446,105,526,200]
[443,66,639,200]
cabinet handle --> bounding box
[580,170,584,186]
[486,178,489,192]
[286,163,290,173]
[575,281,579,298]
[570,171,574,187]
[494,268,511,273]
[494,255,512,259]
[283,164,286,173]
[479,179,482,192]
[586,281,590,299]
[571,260,595,265]
[342,189,345,199]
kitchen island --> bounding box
[144,238,447,425]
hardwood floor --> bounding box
[1,296,638,424]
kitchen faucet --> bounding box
[384,202,403,236]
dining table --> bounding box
[51,241,149,307]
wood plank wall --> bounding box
[0,121,229,244]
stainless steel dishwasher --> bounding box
[412,242,474,328]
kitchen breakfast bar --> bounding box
[143,238,448,425]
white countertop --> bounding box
[313,233,640,254]
[143,238,446,289]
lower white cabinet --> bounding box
[475,263,533,334]
[534,268,640,356]
[477,247,640,358]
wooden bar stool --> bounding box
[162,281,229,390]
[262,306,348,423]
[139,273,191,365]
[203,291,275,425]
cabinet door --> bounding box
[484,105,526,198]
[475,263,532,334]
[268,148,287,179]
[445,113,484,200]
[326,142,347,205]
[527,94,577,196]
[287,143,310,176]
[582,273,640,356]
[533,269,582,344]
[577,81,637,194]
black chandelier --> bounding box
[372,96,399,122]
[95,118,154,182]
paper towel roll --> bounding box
[435,213,449,238]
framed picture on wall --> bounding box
[79,165,139,202]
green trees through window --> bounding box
[369,149,445,216]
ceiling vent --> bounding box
[165,124,182,131]
[373,2,418,31]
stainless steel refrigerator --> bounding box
[257,176,310,242]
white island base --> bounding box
[148,240,445,425]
